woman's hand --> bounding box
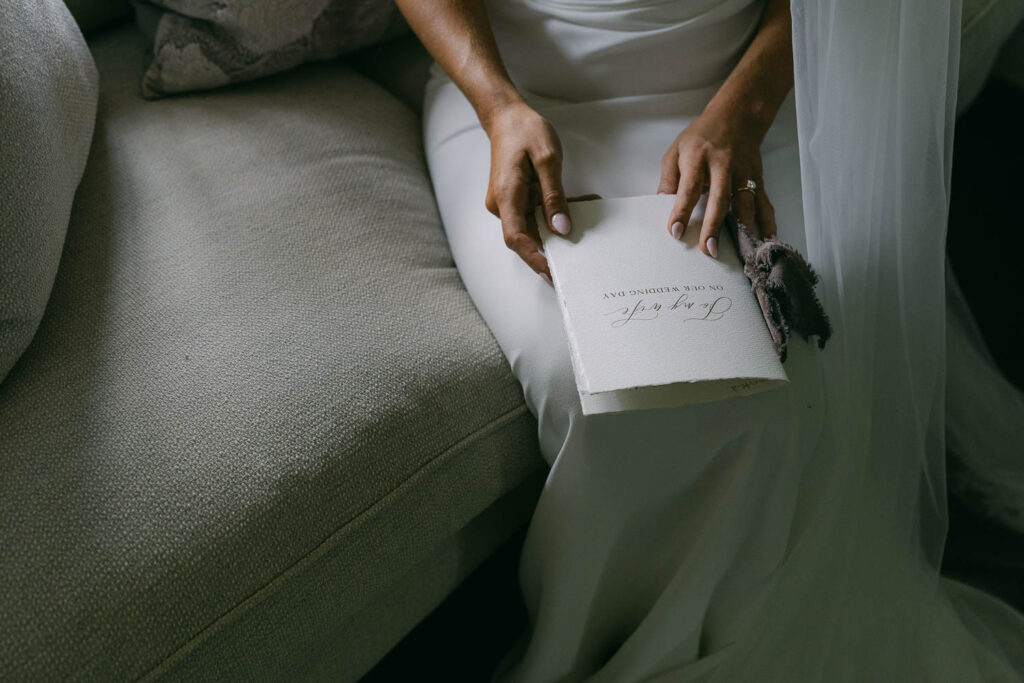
[392,0,595,285]
[658,109,776,258]
[657,0,793,257]
[392,1,570,283]
[483,102,572,284]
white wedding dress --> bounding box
[422,0,1024,680]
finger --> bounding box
[667,152,705,240]
[568,193,602,202]
[498,188,549,279]
[730,180,757,234]
[531,143,571,237]
[700,160,731,258]
[524,210,553,286]
[485,184,499,218]
[485,147,513,218]
[527,180,542,210]
[755,188,778,239]
[524,207,544,247]
[658,148,680,195]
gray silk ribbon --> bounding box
[725,212,832,362]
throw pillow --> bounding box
[133,0,408,99]
[0,0,99,383]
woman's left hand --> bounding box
[657,110,777,258]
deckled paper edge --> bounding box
[537,206,591,398]
[580,377,789,415]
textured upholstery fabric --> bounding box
[157,471,545,681]
[64,0,132,34]
[0,0,98,383]
[0,24,542,680]
[134,0,407,98]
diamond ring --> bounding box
[733,179,757,197]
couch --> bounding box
[2,1,1022,680]
[0,4,545,681]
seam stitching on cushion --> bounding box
[137,401,534,682]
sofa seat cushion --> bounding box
[0,24,542,680]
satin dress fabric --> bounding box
[421,1,1024,680]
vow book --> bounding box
[538,194,787,415]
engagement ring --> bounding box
[733,179,757,197]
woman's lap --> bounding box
[422,74,810,459]
[424,73,830,680]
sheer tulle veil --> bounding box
[682,1,1024,680]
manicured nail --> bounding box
[706,236,718,259]
[671,221,684,240]
[551,212,571,235]
[541,272,553,287]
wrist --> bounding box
[474,85,529,135]
[702,87,783,143]
[475,89,532,135]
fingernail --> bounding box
[706,236,718,259]
[540,272,553,286]
[551,212,571,235]
[671,221,684,240]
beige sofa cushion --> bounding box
[0,24,542,680]
[0,0,98,383]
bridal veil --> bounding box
[696,1,1024,679]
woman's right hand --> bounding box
[482,102,572,285]
[393,0,577,284]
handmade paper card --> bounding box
[538,194,787,415]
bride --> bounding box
[394,0,1024,680]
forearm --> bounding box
[394,0,525,132]
[703,0,793,140]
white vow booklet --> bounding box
[538,194,787,415]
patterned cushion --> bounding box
[133,0,407,98]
